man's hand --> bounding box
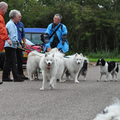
[62,40,65,45]
[7,40,12,46]
[24,42,28,47]
[47,47,51,52]
[18,45,22,49]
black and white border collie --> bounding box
[96,58,119,82]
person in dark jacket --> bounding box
[15,11,28,80]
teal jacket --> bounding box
[44,22,69,53]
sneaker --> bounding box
[0,81,3,84]
[2,78,13,82]
[19,74,28,80]
[14,78,24,82]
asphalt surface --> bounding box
[0,65,120,120]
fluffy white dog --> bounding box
[63,53,84,83]
[26,48,61,81]
[39,51,65,90]
[94,98,120,120]
[26,50,43,81]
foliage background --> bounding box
[3,0,120,56]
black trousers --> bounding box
[16,48,23,75]
[2,47,20,79]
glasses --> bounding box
[53,17,59,20]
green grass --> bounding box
[88,58,120,62]
[66,49,120,62]
[86,50,120,62]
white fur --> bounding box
[94,98,120,120]
[63,53,84,83]
[26,51,43,80]
[39,51,65,90]
[26,48,60,81]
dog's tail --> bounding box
[28,50,44,58]
[54,50,65,58]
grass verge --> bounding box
[88,58,120,62]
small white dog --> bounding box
[94,98,120,120]
[96,58,119,82]
[63,53,84,83]
[39,51,65,90]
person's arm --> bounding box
[6,23,18,47]
[22,37,26,44]
[61,24,67,45]
[44,24,52,51]
[0,19,12,45]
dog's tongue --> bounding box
[47,65,50,68]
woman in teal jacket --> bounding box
[44,14,69,53]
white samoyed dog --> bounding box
[26,50,44,80]
[63,53,84,83]
[39,51,65,90]
[94,98,120,120]
[26,48,61,81]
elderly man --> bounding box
[44,14,69,53]
[15,11,28,80]
[0,2,12,51]
[0,1,12,84]
[2,9,24,82]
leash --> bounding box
[12,41,44,53]
[89,63,96,66]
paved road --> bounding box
[0,66,120,120]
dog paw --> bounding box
[59,80,66,83]
[30,79,34,81]
[50,83,54,89]
[40,87,44,91]
[75,80,79,83]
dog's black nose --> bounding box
[48,63,50,66]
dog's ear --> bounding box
[101,59,105,66]
[96,60,99,66]
[75,53,78,57]
[80,53,83,57]
[45,53,48,57]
